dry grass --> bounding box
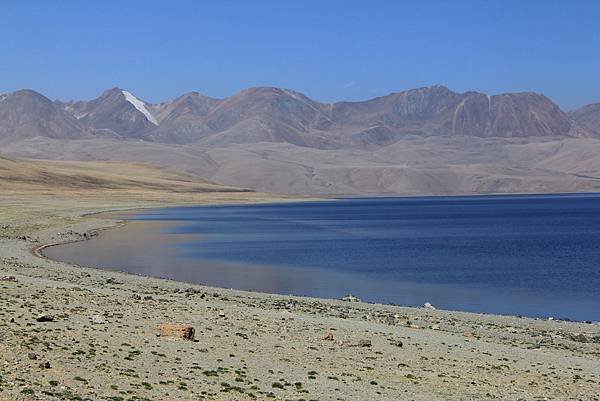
[0,156,294,238]
[0,156,247,193]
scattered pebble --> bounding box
[90,315,106,325]
[35,314,55,322]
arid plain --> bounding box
[0,157,599,401]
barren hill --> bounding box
[2,85,596,147]
[0,156,250,194]
[0,90,92,142]
[2,85,600,196]
[570,103,600,136]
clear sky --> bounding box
[1,0,598,109]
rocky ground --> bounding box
[1,193,599,401]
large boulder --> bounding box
[157,324,195,340]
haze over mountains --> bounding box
[2,85,600,195]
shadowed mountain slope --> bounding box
[0,90,91,143]
[570,103,600,136]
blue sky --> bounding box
[1,0,598,109]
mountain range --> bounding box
[1,85,600,195]
[1,85,599,146]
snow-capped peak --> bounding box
[122,90,158,125]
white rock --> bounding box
[341,294,361,302]
[91,315,106,324]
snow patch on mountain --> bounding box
[122,90,158,125]
[0,93,8,103]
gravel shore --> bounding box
[1,193,599,401]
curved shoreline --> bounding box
[17,200,597,326]
[2,196,600,400]
[37,200,600,323]
[32,208,136,259]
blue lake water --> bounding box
[44,194,600,321]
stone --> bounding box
[0,275,17,282]
[39,361,51,369]
[106,277,122,284]
[27,352,38,360]
[358,339,372,347]
[341,294,361,302]
[322,332,335,341]
[569,333,600,343]
[91,315,106,325]
[570,333,589,343]
[36,314,54,322]
[273,301,286,308]
[423,302,436,310]
[157,324,195,340]
[218,311,226,318]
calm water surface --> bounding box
[45,194,600,321]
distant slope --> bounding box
[61,88,157,139]
[0,90,91,143]
[0,156,251,194]
[4,136,600,196]
[570,103,600,136]
[143,92,220,144]
[331,86,582,141]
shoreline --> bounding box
[40,199,600,324]
[12,198,598,325]
[1,193,600,400]
[32,207,146,259]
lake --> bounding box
[44,194,600,321]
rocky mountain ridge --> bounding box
[570,103,600,136]
[1,85,598,147]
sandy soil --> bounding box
[0,160,599,400]
[5,136,600,196]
